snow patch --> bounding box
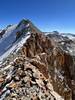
[0,33,30,62]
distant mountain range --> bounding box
[0,19,75,100]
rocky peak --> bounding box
[16,19,29,28]
[0,19,75,100]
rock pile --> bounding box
[0,57,63,100]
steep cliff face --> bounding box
[19,32,74,100]
[0,19,75,100]
[47,32,75,100]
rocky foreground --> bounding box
[0,19,75,100]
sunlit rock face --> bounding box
[0,19,75,100]
[20,32,74,100]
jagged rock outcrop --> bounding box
[0,30,5,38]
[19,32,74,100]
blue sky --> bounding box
[0,0,75,33]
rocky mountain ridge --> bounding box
[0,19,75,100]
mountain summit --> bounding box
[0,19,75,100]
